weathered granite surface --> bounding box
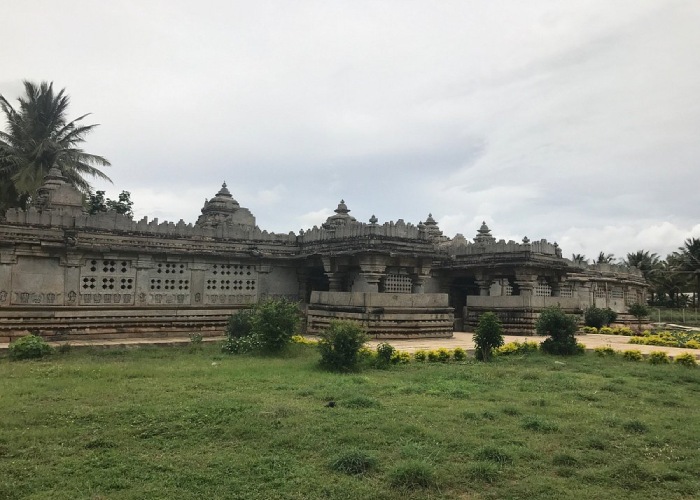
[0,175,648,341]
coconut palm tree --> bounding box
[0,81,111,210]
[571,253,588,265]
[677,238,700,306]
[596,252,615,264]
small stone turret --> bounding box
[474,221,496,244]
[195,182,255,228]
[33,167,85,216]
[423,213,444,240]
[322,200,357,229]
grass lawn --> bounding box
[1,344,699,499]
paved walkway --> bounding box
[1,332,698,359]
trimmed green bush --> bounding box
[474,312,504,361]
[537,307,581,355]
[413,350,427,362]
[622,350,643,362]
[9,334,53,360]
[674,353,698,367]
[436,347,451,363]
[317,320,368,372]
[647,351,670,365]
[594,346,616,357]
[452,347,467,361]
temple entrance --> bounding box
[449,276,478,331]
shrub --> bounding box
[584,306,616,329]
[375,342,395,368]
[674,353,698,367]
[473,312,504,361]
[612,326,634,336]
[582,326,598,334]
[426,350,440,362]
[621,350,643,362]
[226,308,254,338]
[388,460,435,489]
[390,350,411,364]
[452,347,467,361]
[9,334,54,360]
[537,307,581,355]
[436,347,451,363]
[599,326,614,335]
[413,349,427,362]
[685,340,700,350]
[222,334,262,354]
[222,299,300,355]
[628,303,649,332]
[291,335,318,346]
[594,346,616,357]
[496,341,539,356]
[647,351,670,365]
[251,299,300,353]
[329,448,377,475]
[317,321,368,372]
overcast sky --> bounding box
[2,0,699,262]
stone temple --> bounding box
[0,172,647,343]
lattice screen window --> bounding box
[535,282,552,297]
[611,289,624,299]
[151,263,190,290]
[625,293,638,305]
[594,289,607,298]
[559,286,573,298]
[205,264,257,292]
[383,274,412,294]
[81,259,134,291]
[504,284,513,296]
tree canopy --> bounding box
[0,81,111,211]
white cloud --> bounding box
[2,1,699,262]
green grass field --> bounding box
[1,344,699,499]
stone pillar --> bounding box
[327,273,344,292]
[411,275,425,294]
[297,269,309,302]
[514,275,537,297]
[475,279,492,296]
[134,255,155,306]
[63,251,83,306]
[0,248,16,307]
[352,272,382,293]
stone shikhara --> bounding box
[0,171,646,343]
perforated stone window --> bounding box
[150,278,189,291]
[504,284,513,296]
[559,286,573,298]
[205,263,257,294]
[611,289,624,299]
[382,274,412,294]
[80,258,136,305]
[535,282,552,297]
[156,263,186,274]
[594,289,607,298]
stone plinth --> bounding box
[307,291,454,339]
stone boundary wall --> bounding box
[0,306,240,343]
